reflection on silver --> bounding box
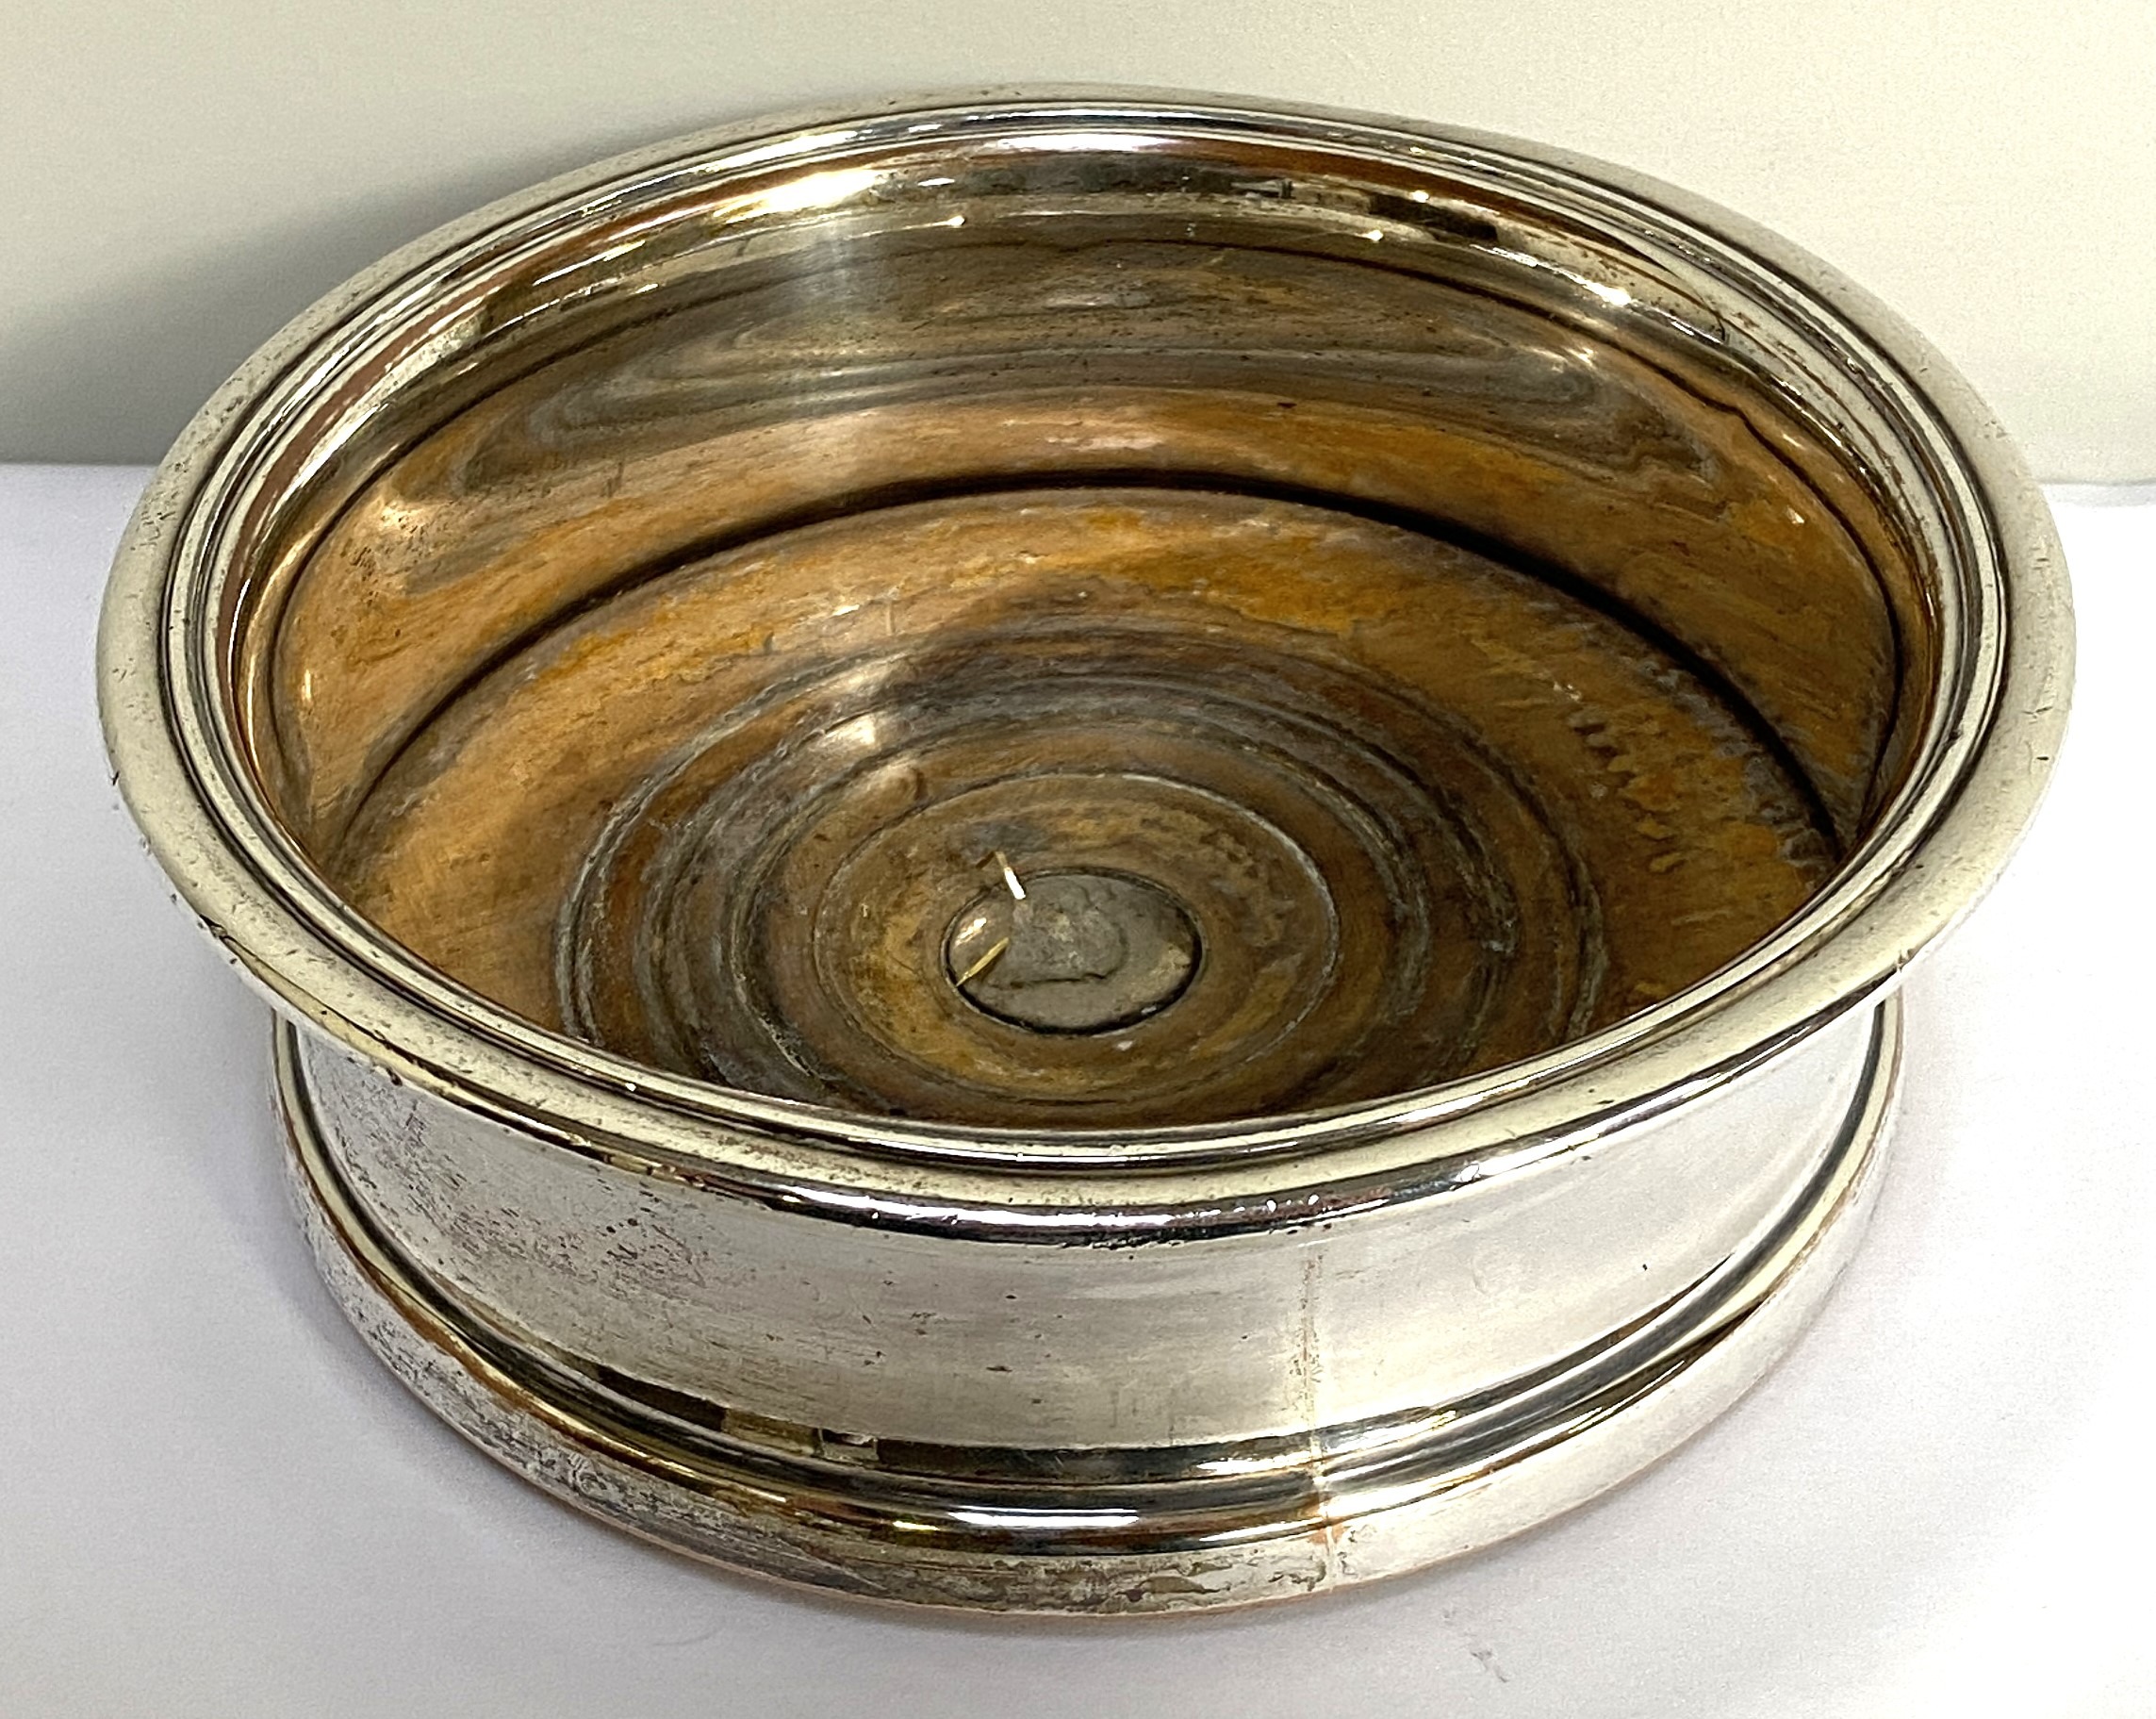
[100,91,2069,1612]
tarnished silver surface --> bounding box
[99,91,2070,1612]
[280,1002,1897,1609]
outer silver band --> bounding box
[283,999,1897,1612]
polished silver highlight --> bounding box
[99,92,2070,1612]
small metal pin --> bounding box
[994,851,1027,902]
[956,935,1011,986]
[950,853,1028,987]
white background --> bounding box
[4,466,2152,1713]
[3,3,2154,479]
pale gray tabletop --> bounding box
[5,465,2150,1717]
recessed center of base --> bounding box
[944,870,1200,1034]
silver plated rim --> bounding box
[100,90,2070,1228]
